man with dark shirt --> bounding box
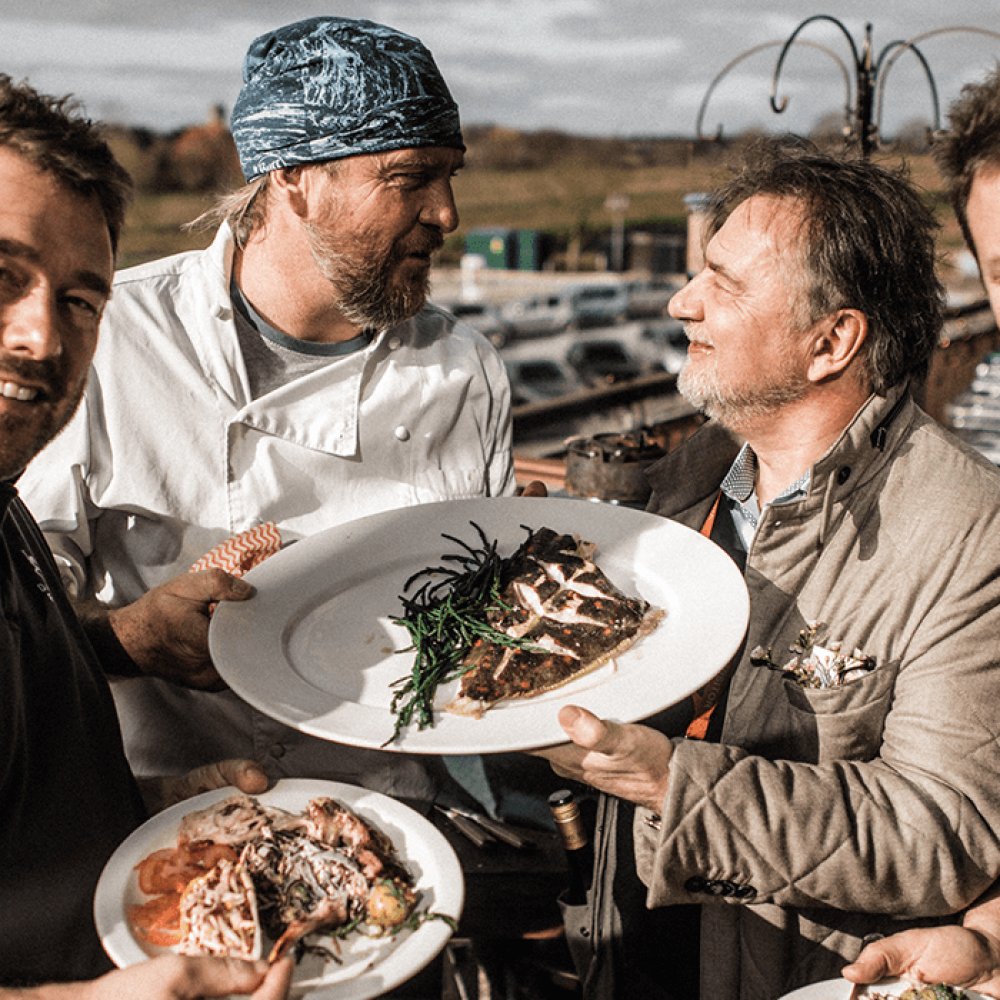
[0,76,290,999]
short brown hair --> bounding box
[0,74,133,254]
[933,63,1000,261]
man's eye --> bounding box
[0,266,24,292]
[63,294,104,319]
[394,172,429,187]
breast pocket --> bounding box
[781,660,900,763]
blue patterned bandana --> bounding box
[231,17,464,181]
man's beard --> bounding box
[677,338,810,428]
[0,356,83,480]
[304,221,442,332]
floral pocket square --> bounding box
[751,621,875,689]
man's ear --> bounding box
[807,309,868,383]
[268,165,312,217]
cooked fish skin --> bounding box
[447,526,663,715]
[177,860,261,961]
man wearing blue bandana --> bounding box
[19,18,514,804]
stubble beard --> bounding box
[677,337,811,429]
[0,356,84,480]
[304,221,438,333]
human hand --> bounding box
[518,480,548,498]
[517,479,549,497]
[842,925,1000,998]
[531,705,674,813]
[55,953,296,1000]
[139,758,270,814]
[108,569,255,690]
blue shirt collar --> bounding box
[720,443,811,540]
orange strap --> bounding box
[685,491,734,740]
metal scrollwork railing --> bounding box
[698,16,1000,158]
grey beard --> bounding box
[677,359,809,426]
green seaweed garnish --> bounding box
[384,522,537,745]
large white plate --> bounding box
[209,496,750,753]
[95,779,463,999]
[780,978,986,999]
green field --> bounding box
[115,147,969,281]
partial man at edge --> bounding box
[0,72,292,999]
[842,61,1000,1000]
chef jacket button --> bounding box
[837,465,852,485]
[268,743,285,759]
[684,876,708,894]
[734,885,757,900]
[395,425,410,441]
[388,336,402,350]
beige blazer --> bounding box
[631,387,1000,999]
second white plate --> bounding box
[95,779,463,1000]
[781,978,985,999]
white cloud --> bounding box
[0,0,995,135]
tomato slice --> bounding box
[128,892,182,947]
[134,841,239,895]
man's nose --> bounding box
[668,274,702,322]
[421,179,459,234]
[2,288,63,360]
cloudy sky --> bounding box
[1,0,998,141]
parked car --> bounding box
[625,278,680,318]
[504,358,584,406]
[500,293,576,339]
[566,338,646,386]
[640,318,689,374]
[948,351,1000,466]
[434,299,510,348]
[567,283,630,327]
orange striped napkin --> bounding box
[190,521,282,577]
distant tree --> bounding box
[888,118,933,154]
[731,125,772,152]
[809,110,850,151]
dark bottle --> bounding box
[548,789,594,905]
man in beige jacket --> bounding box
[539,140,1000,1000]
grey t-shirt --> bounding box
[230,277,373,398]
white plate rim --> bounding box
[94,778,464,1000]
[779,977,986,999]
[208,496,751,753]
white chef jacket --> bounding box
[20,224,514,797]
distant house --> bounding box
[168,104,243,192]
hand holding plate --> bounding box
[61,953,294,1000]
[842,924,1000,998]
[533,704,674,814]
[138,759,270,814]
[108,569,255,691]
